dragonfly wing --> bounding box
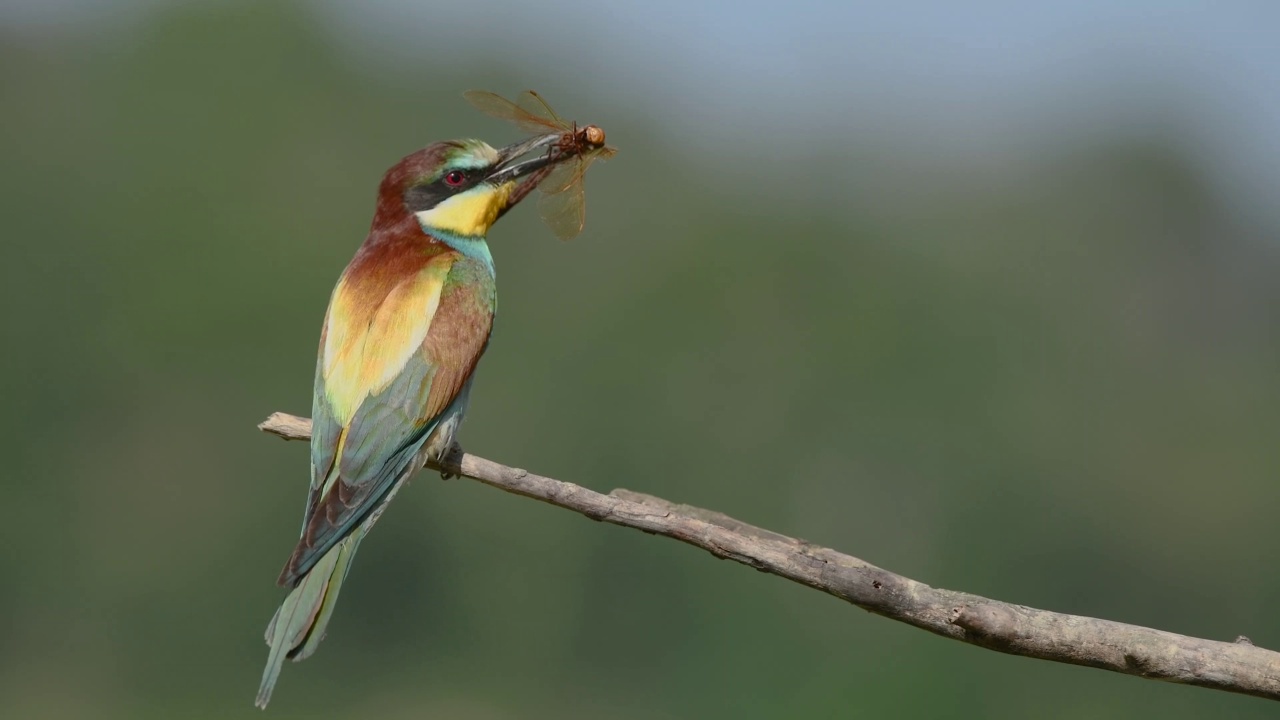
[539,158,586,195]
[538,174,587,241]
[463,90,560,134]
[516,90,564,125]
[540,145,614,195]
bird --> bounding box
[256,132,563,708]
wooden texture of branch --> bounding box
[259,411,1280,702]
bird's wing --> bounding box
[278,251,494,586]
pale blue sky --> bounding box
[7,0,1278,220]
[325,1,1279,220]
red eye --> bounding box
[443,170,466,187]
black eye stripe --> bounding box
[403,183,445,212]
[403,166,488,212]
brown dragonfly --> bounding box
[464,89,616,240]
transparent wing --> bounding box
[539,147,616,195]
[463,90,564,134]
[538,174,587,241]
[537,146,616,239]
[539,157,586,196]
[516,90,564,125]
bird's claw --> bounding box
[438,440,464,480]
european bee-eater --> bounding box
[256,133,563,708]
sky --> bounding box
[6,0,1278,221]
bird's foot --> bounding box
[438,440,464,480]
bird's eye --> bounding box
[443,170,467,187]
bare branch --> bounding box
[258,411,1280,702]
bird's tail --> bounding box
[255,533,363,709]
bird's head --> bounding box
[373,135,560,239]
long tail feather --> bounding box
[255,533,363,709]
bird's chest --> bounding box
[442,256,497,317]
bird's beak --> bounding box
[485,133,562,185]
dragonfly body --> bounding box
[464,89,616,240]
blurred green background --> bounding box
[3,1,1279,717]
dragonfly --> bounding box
[464,89,616,240]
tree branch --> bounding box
[258,411,1280,702]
